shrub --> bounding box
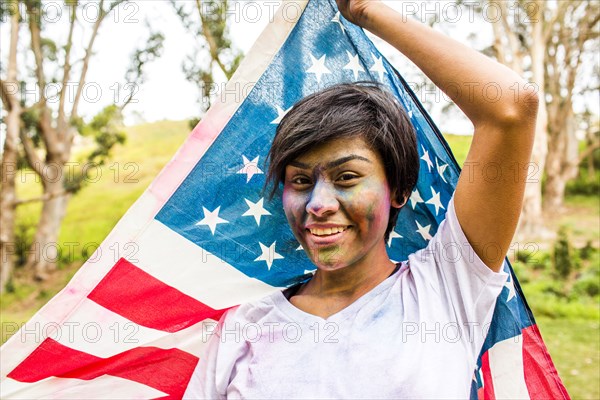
[572,261,600,298]
[566,169,600,196]
[14,221,36,267]
[553,227,580,279]
[579,240,596,260]
[573,277,600,298]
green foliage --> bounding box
[123,28,165,108]
[580,241,596,260]
[553,226,580,279]
[441,134,472,166]
[566,168,600,196]
[566,136,600,196]
[14,220,36,268]
[40,38,58,62]
[62,105,126,194]
[83,105,127,162]
[573,275,600,298]
[188,117,201,130]
[170,0,243,112]
[0,0,15,20]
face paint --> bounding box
[282,137,396,271]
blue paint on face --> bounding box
[282,137,398,271]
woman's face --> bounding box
[282,136,401,271]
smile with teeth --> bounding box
[308,226,348,236]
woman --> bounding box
[190,0,538,398]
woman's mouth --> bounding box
[308,226,348,236]
[304,226,351,245]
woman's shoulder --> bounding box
[219,290,284,325]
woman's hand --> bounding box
[335,0,380,27]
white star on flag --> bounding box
[237,155,263,183]
[416,220,433,241]
[196,206,228,235]
[425,187,445,216]
[254,241,284,270]
[344,51,364,80]
[420,145,434,172]
[331,11,345,32]
[436,158,449,183]
[242,198,272,226]
[409,188,424,209]
[304,268,317,274]
[504,276,516,302]
[306,54,331,83]
[369,53,387,81]
[296,244,303,251]
[271,105,292,124]
[387,230,402,247]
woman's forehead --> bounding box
[287,137,381,169]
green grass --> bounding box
[537,317,600,399]
[59,120,190,250]
[443,133,472,166]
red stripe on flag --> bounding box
[7,338,198,399]
[522,324,571,399]
[480,351,496,400]
[477,386,485,400]
[88,258,228,332]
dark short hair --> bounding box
[265,82,419,241]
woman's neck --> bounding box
[300,241,396,299]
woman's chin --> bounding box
[311,258,349,272]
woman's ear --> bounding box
[391,190,408,209]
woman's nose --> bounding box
[306,180,339,217]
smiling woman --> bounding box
[186,0,538,397]
[268,84,419,319]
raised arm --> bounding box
[337,0,539,272]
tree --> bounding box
[170,0,243,125]
[0,0,164,291]
[542,1,599,209]
[0,0,22,294]
[460,0,599,237]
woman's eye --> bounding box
[337,173,358,182]
[291,176,310,185]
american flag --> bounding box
[0,0,569,398]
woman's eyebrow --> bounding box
[288,155,372,170]
[326,155,371,169]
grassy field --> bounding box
[2,124,598,398]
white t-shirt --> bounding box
[186,198,508,399]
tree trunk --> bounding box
[516,0,549,239]
[0,7,21,294]
[0,110,20,293]
[25,178,70,280]
[543,115,580,209]
[544,174,570,210]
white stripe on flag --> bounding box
[45,299,216,358]
[147,319,217,358]
[132,220,278,309]
[1,375,165,399]
[50,299,160,357]
[488,334,530,399]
